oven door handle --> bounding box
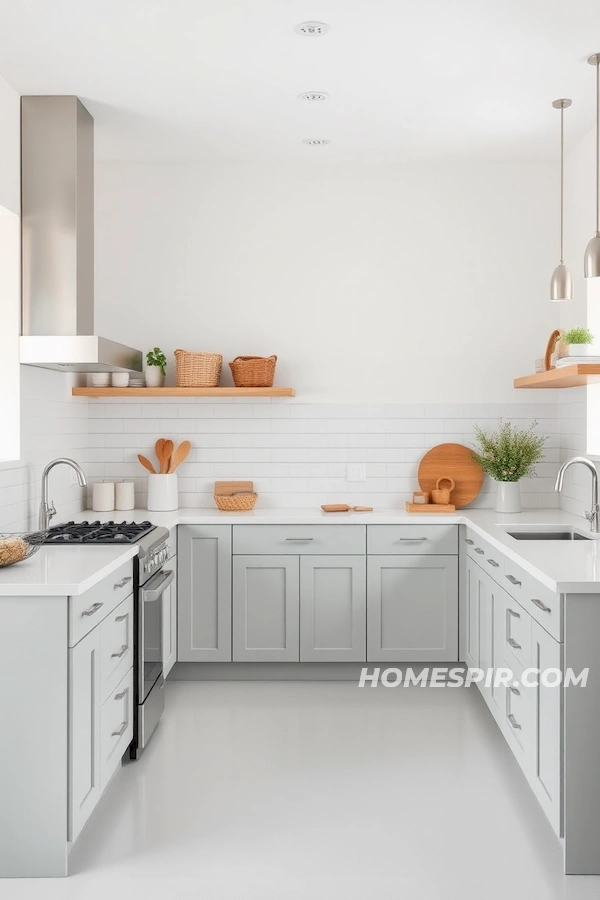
[141,569,174,602]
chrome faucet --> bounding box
[555,456,600,533]
[40,458,87,531]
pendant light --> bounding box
[550,99,573,301]
[584,53,600,278]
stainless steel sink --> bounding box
[506,530,591,541]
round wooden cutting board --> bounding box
[418,443,484,509]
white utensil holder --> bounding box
[147,474,178,511]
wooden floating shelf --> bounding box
[514,365,600,389]
[72,387,296,398]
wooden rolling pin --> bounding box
[321,504,373,512]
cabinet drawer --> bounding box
[502,594,532,673]
[504,680,531,776]
[368,525,457,555]
[502,559,562,641]
[70,560,134,647]
[233,524,365,556]
[463,530,505,582]
[100,594,134,703]
[100,666,133,792]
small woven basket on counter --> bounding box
[229,355,277,388]
[175,349,223,387]
[214,493,258,511]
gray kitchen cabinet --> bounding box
[69,624,102,842]
[178,525,232,662]
[367,555,458,661]
[530,617,563,836]
[300,555,366,662]
[233,555,300,661]
[464,555,482,669]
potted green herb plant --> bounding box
[560,327,595,357]
[472,420,547,513]
[145,347,167,388]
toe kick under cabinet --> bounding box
[177,523,458,664]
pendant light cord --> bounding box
[560,104,565,264]
[596,58,600,236]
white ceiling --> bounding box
[0,0,598,162]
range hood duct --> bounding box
[19,96,142,373]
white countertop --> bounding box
[2,506,600,596]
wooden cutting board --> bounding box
[417,443,483,509]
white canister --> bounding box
[112,372,130,387]
[147,474,178,511]
[115,481,135,511]
[92,482,115,512]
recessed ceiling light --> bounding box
[303,139,331,146]
[294,21,330,36]
[298,92,328,102]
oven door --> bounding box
[139,568,174,703]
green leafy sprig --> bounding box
[472,420,547,483]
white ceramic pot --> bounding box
[111,372,130,387]
[91,373,110,387]
[495,480,521,514]
[144,367,165,388]
[147,474,178,511]
[565,344,595,357]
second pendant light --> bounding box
[550,98,573,302]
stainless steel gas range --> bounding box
[44,520,172,757]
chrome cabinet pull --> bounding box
[506,574,522,586]
[509,686,521,695]
[398,537,428,542]
[487,559,499,567]
[285,538,314,542]
[81,601,103,617]
[507,608,520,618]
[111,722,128,738]
[507,713,522,730]
[531,597,551,613]
[464,539,474,545]
[475,547,485,555]
[115,613,128,622]
[114,576,132,589]
[507,637,522,650]
[111,644,128,659]
[114,689,128,700]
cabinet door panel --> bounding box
[233,556,299,661]
[531,619,563,836]
[367,555,458,661]
[300,556,366,662]
[69,627,102,842]
[465,557,480,669]
[178,526,232,662]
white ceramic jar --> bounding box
[147,474,178,511]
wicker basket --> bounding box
[214,492,258,511]
[175,349,223,387]
[229,355,277,388]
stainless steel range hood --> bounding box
[19,96,142,373]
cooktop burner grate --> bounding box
[45,521,156,544]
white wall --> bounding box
[95,162,557,403]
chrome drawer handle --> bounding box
[507,637,522,650]
[507,713,521,730]
[111,722,128,738]
[509,686,521,696]
[111,644,128,659]
[475,548,485,555]
[464,539,474,545]
[114,689,128,700]
[487,559,499,567]
[507,608,520,619]
[285,538,314,541]
[531,597,551,613]
[114,576,132,589]
[506,574,522,586]
[81,601,103,617]
[398,537,428,542]
[115,613,128,622]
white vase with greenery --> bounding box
[560,326,595,357]
[472,420,547,514]
[145,347,167,388]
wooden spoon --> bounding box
[169,440,191,473]
[159,439,174,474]
[155,438,166,469]
[138,454,156,474]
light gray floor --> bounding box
[5,681,600,899]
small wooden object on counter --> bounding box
[405,502,455,513]
[215,480,254,496]
[412,491,429,504]
[417,443,483,509]
[321,504,374,512]
[431,476,455,505]
[168,440,191,473]
[137,454,156,474]
[544,329,563,371]
[229,355,277,388]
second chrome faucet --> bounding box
[555,456,600,533]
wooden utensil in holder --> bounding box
[432,476,455,505]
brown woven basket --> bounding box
[229,355,277,388]
[175,349,223,387]
[214,492,258,511]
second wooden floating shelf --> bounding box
[72,386,295,398]
[514,365,600,389]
